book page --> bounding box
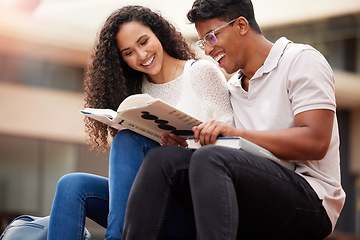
[117,94,154,112]
[81,108,117,119]
[83,113,126,131]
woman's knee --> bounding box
[111,130,159,153]
[56,173,105,195]
[57,173,83,190]
[112,129,138,146]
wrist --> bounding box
[233,128,245,138]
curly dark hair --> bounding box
[187,0,262,34]
[84,5,196,151]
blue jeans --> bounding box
[47,173,109,239]
[122,145,332,240]
[108,130,160,238]
[47,130,160,240]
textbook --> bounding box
[81,94,203,143]
[186,137,295,171]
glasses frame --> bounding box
[196,18,237,50]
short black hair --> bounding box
[187,0,262,34]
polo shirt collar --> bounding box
[228,37,292,87]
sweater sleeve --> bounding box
[188,60,235,126]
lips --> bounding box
[141,54,155,67]
[213,51,225,63]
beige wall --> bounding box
[0,82,86,143]
[334,71,360,109]
[351,110,360,174]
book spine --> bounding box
[117,118,162,143]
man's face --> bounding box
[195,18,241,74]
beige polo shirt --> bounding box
[228,37,346,230]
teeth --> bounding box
[214,52,225,63]
[142,55,155,66]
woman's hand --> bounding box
[161,133,188,147]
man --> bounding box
[122,0,345,239]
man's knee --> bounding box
[191,146,265,169]
[190,145,228,169]
[189,146,254,179]
[142,146,192,174]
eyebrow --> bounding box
[203,24,222,38]
[120,34,148,54]
[206,28,216,35]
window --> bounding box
[0,56,84,92]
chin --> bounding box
[220,62,236,74]
[224,67,237,75]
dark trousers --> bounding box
[122,145,332,240]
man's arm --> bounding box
[192,109,334,161]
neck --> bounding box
[241,34,273,79]
[240,73,250,92]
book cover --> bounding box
[81,94,203,143]
[187,137,295,171]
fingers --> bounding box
[161,133,188,147]
[192,120,222,146]
[192,125,201,142]
[200,122,222,145]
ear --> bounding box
[234,17,249,36]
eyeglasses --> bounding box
[196,18,237,50]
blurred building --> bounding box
[0,0,359,239]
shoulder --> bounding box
[280,42,333,82]
[284,42,327,64]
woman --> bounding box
[47,5,234,240]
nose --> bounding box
[137,49,147,60]
[204,44,215,56]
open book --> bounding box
[81,94,203,143]
[187,137,295,171]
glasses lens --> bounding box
[205,33,217,46]
[196,40,205,49]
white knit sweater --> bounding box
[142,60,234,126]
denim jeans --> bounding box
[47,173,109,239]
[47,130,160,240]
[107,130,160,239]
[122,145,332,240]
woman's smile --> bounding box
[141,54,155,67]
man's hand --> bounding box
[192,120,238,146]
[161,133,188,147]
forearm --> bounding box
[236,109,334,160]
[237,127,331,161]
[194,109,334,161]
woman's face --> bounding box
[116,21,164,76]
